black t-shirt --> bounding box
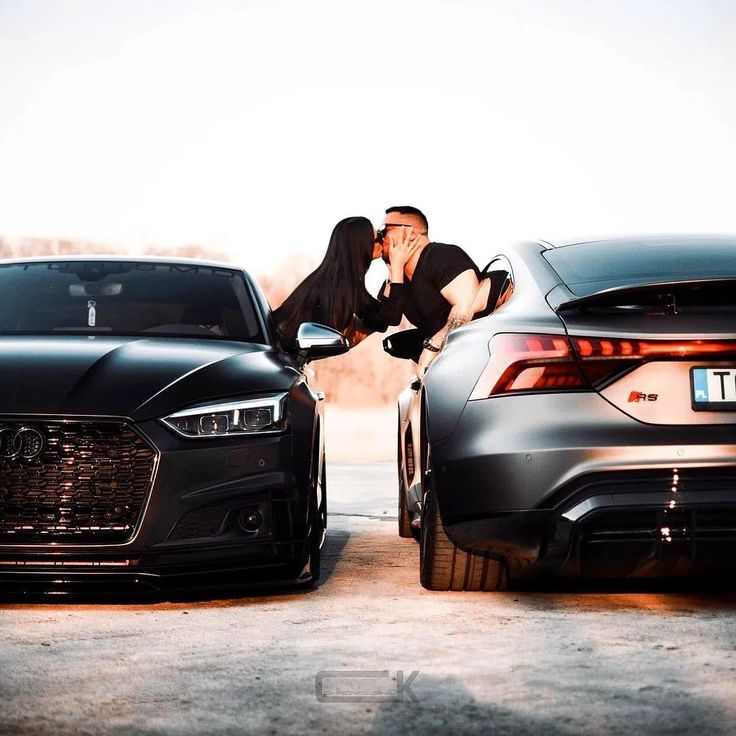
[403,242,481,336]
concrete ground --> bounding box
[2,463,736,736]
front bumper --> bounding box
[431,393,736,579]
[0,546,311,596]
[0,420,314,594]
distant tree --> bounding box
[139,243,232,262]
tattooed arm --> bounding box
[417,269,481,377]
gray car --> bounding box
[386,235,736,591]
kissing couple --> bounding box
[275,206,505,376]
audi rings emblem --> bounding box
[0,426,45,460]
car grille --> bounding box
[0,421,157,543]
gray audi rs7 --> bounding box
[0,257,347,595]
[387,235,736,591]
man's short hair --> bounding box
[386,205,428,234]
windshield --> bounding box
[0,261,265,342]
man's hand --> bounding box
[386,228,421,282]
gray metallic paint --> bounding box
[396,235,736,580]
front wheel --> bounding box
[419,462,506,592]
[306,490,322,584]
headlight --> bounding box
[162,393,288,438]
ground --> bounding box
[2,463,736,736]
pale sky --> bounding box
[1,0,735,284]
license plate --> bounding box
[691,367,736,410]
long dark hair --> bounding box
[274,216,376,345]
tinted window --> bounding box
[543,237,736,296]
[0,261,264,342]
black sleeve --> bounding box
[376,281,404,326]
[357,282,405,332]
[427,244,479,291]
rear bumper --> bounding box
[443,474,736,579]
[431,392,736,578]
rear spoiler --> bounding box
[547,277,736,312]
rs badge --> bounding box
[628,391,658,403]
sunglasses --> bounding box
[375,223,413,244]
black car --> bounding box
[0,257,347,594]
[388,235,736,590]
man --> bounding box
[377,205,492,376]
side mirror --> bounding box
[382,328,424,362]
[296,322,349,362]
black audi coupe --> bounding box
[0,257,347,594]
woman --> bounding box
[274,216,417,347]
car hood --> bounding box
[0,336,299,420]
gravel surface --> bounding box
[2,463,736,735]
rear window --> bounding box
[0,261,264,342]
[543,237,736,296]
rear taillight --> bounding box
[469,334,736,400]
[571,337,736,359]
[469,334,585,399]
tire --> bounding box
[319,459,327,531]
[307,454,326,584]
[419,455,506,592]
[307,490,322,584]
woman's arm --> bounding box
[375,280,405,326]
[353,282,405,341]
